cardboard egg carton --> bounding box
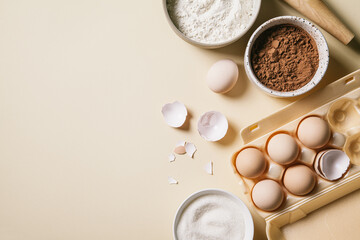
[231,69,360,240]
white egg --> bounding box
[206,59,239,93]
[297,116,331,149]
[267,133,299,165]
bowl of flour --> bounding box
[173,189,254,240]
[164,0,261,48]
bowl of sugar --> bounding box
[163,0,261,49]
[173,189,254,240]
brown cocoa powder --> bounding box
[251,24,319,92]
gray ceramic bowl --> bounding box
[244,16,329,98]
[163,0,262,49]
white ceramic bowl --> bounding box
[244,16,329,97]
[163,0,262,49]
[173,189,254,240]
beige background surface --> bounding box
[0,0,359,239]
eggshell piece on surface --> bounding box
[236,148,266,178]
[185,142,196,158]
[297,116,331,149]
[197,111,228,141]
[174,145,186,155]
[176,140,186,147]
[251,179,284,212]
[283,165,316,196]
[161,101,187,128]
[204,161,213,175]
[206,59,238,94]
[267,133,299,165]
[168,177,178,185]
[168,153,176,162]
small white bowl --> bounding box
[173,189,254,240]
[244,16,329,97]
[163,0,262,49]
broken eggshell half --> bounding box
[197,111,228,141]
[314,149,350,181]
[161,101,188,128]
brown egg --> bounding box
[236,148,266,178]
[267,133,299,165]
[251,179,284,211]
[297,116,331,149]
[283,165,316,196]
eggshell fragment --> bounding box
[185,142,196,158]
[206,59,238,94]
[168,153,176,162]
[174,145,186,155]
[204,161,213,175]
[161,101,187,128]
[168,177,178,184]
[176,140,186,147]
[197,111,228,141]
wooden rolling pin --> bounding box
[282,0,354,44]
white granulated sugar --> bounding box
[167,0,254,44]
[176,194,245,240]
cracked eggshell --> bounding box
[176,140,186,147]
[204,161,213,175]
[185,142,196,158]
[168,153,176,162]
[314,151,326,178]
[315,149,350,181]
[168,177,178,184]
[174,145,186,155]
[197,111,228,141]
[161,101,187,127]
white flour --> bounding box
[167,0,255,44]
[176,194,245,240]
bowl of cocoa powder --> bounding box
[244,16,329,97]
